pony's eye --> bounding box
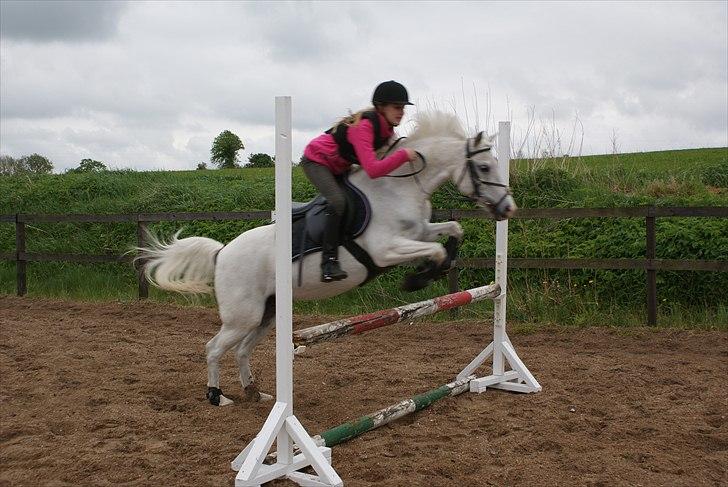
[479,164,490,172]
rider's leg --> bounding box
[300,158,348,282]
[321,206,348,281]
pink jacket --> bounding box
[303,112,410,178]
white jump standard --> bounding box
[232,97,342,487]
[231,103,540,486]
[458,124,541,395]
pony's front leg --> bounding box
[376,235,457,292]
[374,236,447,267]
[421,221,461,268]
[419,221,464,242]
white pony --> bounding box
[138,111,516,406]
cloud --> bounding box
[0,0,129,42]
[0,1,726,171]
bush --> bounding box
[1,148,726,322]
[512,167,579,206]
[701,162,728,188]
[66,158,107,174]
[246,153,275,168]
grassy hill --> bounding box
[1,147,726,327]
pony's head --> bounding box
[452,130,517,220]
[407,112,516,220]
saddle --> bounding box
[291,176,385,283]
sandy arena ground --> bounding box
[0,295,726,486]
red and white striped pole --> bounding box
[293,283,501,348]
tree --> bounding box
[246,152,274,168]
[196,162,207,170]
[210,130,244,169]
[24,154,53,174]
[67,158,107,173]
[0,153,53,175]
[0,155,22,176]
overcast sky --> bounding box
[1,0,726,172]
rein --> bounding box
[382,136,428,194]
[386,151,426,178]
[382,137,427,178]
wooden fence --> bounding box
[2,206,727,325]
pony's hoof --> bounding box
[219,395,234,406]
[402,258,451,292]
[244,384,273,402]
[206,386,233,406]
[401,274,433,292]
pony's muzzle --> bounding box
[495,195,517,220]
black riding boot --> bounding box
[321,209,348,282]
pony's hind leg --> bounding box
[235,296,276,402]
[205,305,263,406]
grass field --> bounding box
[1,147,726,327]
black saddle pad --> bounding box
[292,176,370,261]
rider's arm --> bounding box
[347,119,410,179]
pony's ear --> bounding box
[474,131,484,146]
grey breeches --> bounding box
[301,157,347,216]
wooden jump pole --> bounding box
[267,374,489,462]
[293,283,501,348]
[312,375,476,448]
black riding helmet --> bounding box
[372,80,414,106]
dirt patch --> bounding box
[1,296,726,486]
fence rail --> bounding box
[2,206,727,325]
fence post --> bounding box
[448,266,460,294]
[137,220,149,299]
[646,207,657,326]
[15,215,26,296]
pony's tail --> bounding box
[135,230,224,295]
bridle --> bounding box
[381,136,511,210]
[455,138,512,210]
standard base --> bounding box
[458,339,542,394]
[234,448,335,487]
[231,402,343,487]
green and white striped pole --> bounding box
[314,375,475,448]
[266,375,474,462]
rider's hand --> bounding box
[404,148,417,161]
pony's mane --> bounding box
[405,111,467,142]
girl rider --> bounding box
[301,80,417,282]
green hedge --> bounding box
[1,147,726,325]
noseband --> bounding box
[457,139,512,211]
